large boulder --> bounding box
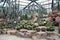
[17,32,26,37]
[47,17,53,21]
[46,31,55,37]
[55,16,60,23]
[34,23,39,26]
[25,30,36,38]
[19,29,28,37]
[35,32,47,39]
[7,30,17,35]
[0,18,6,24]
[20,29,27,32]
[1,29,8,34]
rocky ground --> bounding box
[0,27,60,40]
[0,34,60,40]
[0,34,32,40]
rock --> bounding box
[2,29,7,34]
[17,32,25,37]
[55,16,60,23]
[32,36,47,40]
[38,26,47,29]
[25,32,32,38]
[35,32,47,39]
[7,30,17,35]
[34,23,39,26]
[20,29,27,32]
[57,11,60,15]
[27,30,36,34]
[0,29,7,34]
[0,34,32,40]
[17,29,27,37]
[47,17,53,21]
[2,30,7,34]
[47,37,55,40]
[32,36,39,40]
[0,18,6,25]
[46,31,55,37]
[25,30,36,38]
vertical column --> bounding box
[51,0,54,11]
[58,0,60,11]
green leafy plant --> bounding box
[58,27,60,34]
[15,25,23,30]
[34,27,40,32]
[47,27,55,31]
[15,20,35,30]
[41,28,46,32]
[26,25,33,30]
[46,21,54,27]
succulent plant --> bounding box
[46,21,54,27]
[15,20,35,30]
[34,27,40,32]
[58,27,60,34]
[26,25,33,30]
[46,27,55,31]
[41,28,46,32]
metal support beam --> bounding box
[35,2,44,10]
[28,4,38,8]
[23,2,32,10]
[3,0,6,6]
[23,1,44,10]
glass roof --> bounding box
[19,0,53,12]
[18,0,56,11]
[0,0,57,13]
[20,0,52,9]
[0,0,57,8]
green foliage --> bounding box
[34,27,40,32]
[0,23,13,29]
[46,21,54,27]
[15,20,35,30]
[21,14,29,20]
[58,27,60,34]
[45,21,55,31]
[41,28,46,32]
[46,27,55,31]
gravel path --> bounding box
[0,34,32,40]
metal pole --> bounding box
[58,0,60,11]
[51,0,54,12]
[23,2,32,10]
[15,0,16,13]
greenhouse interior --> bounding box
[0,0,60,40]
